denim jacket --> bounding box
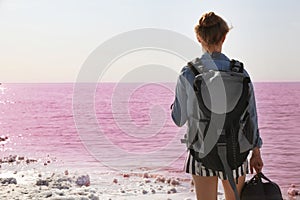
[171,52,263,149]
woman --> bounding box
[171,12,264,200]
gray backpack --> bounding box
[184,58,254,200]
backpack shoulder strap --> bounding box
[187,57,205,76]
[189,58,243,75]
[230,59,244,73]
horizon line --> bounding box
[1,81,299,84]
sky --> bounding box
[0,0,299,82]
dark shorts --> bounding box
[184,151,249,180]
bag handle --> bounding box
[249,172,272,184]
[257,172,273,183]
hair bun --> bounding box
[194,12,229,46]
[199,12,221,28]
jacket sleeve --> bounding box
[249,82,263,148]
[171,72,188,127]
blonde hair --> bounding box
[194,12,229,46]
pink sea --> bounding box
[0,82,299,194]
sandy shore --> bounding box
[1,169,297,200]
[0,154,296,200]
[0,168,199,200]
[0,154,199,200]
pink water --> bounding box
[0,83,299,193]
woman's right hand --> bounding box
[250,147,264,174]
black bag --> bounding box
[241,172,283,200]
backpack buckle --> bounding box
[230,59,244,73]
[217,129,227,146]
